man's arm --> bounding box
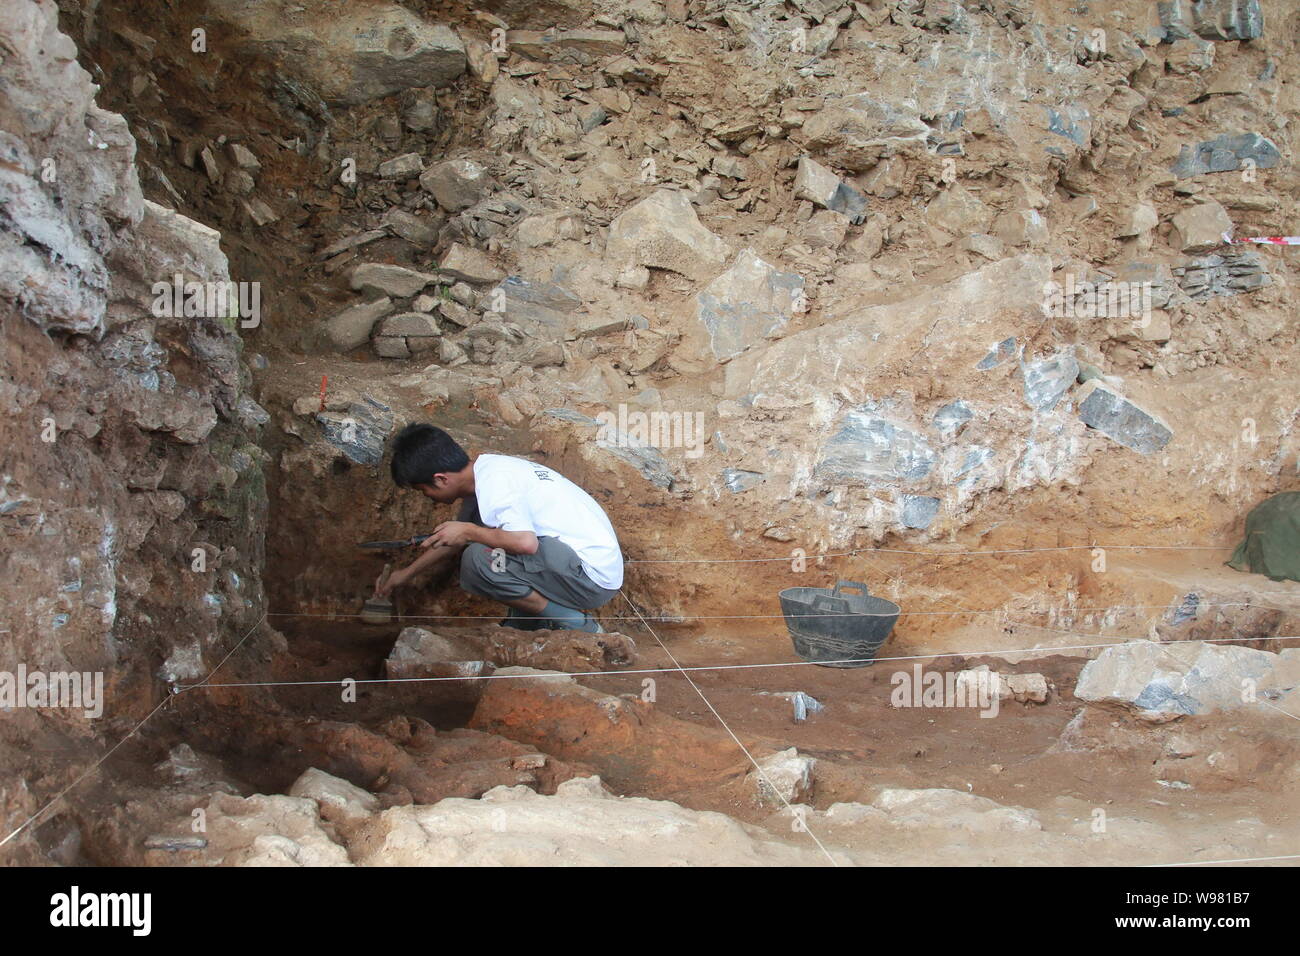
[376,542,455,597]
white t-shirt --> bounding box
[472,454,624,590]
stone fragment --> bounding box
[494,276,581,329]
[816,405,935,485]
[873,789,1041,832]
[800,94,930,171]
[316,396,394,465]
[420,158,490,211]
[748,748,814,807]
[925,183,992,235]
[722,468,765,493]
[900,495,940,529]
[382,208,439,245]
[206,0,466,106]
[289,768,379,826]
[1171,201,1232,253]
[437,300,475,328]
[794,157,868,223]
[605,189,730,280]
[696,249,804,361]
[377,153,423,179]
[1076,381,1172,454]
[438,243,503,283]
[243,198,279,226]
[228,143,260,170]
[932,400,973,439]
[1021,353,1079,412]
[349,263,440,298]
[1170,132,1280,179]
[1075,640,1291,719]
[1117,203,1159,238]
[323,296,393,351]
[378,312,440,339]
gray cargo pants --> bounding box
[455,496,619,611]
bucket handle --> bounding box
[810,594,850,613]
[831,580,870,598]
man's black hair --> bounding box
[389,423,470,487]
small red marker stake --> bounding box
[319,375,328,412]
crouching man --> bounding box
[375,423,622,633]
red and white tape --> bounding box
[1221,232,1300,246]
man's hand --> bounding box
[423,521,478,549]
[374,566,408,598]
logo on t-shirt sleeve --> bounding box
[532,468,553,482]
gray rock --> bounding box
[316,396,394,465]
[1021,353,1079,412]
[377,312,439,338]
[382,208,439,245]
[900,494,940,529]
[401,94,438,132]
[1075,640,1287,719]
[419,158,490,212]
[437,300,476,328]
[816,406,936,485]
[932,400,973,440]
[1171,201,1232,253]
[496,276,581,329]
[323,296,393,351]
[800,94,930,172]
[976,337,1017,370]
[206,0,466,105]
[377,153,423,179]
[228,143,261,170]
[605,189,730,280]
[920,0,970,32]
[1161,0,1264,41]
[1170,132,1280,179]
[541,409,676,488]
[349,263,439,298]
[1076,381,1172,454]
[1043,105,1091,148]
[696,249,804,361]
[438,243,503,284]
[373,336,410,359]
[575,102,607,132]
[722,468,766,493]
[793,156,868,224]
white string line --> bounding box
[0,612,267,851]
[1148,853,1300,868]
[183,610,269,691]
[617,590,840,867]
[624,543,1234,564]
[158,609,1292,868]
[173,632,1300,692]
[261,599,1300,623]
[1257,699,1300,722]
[0,696,174,850]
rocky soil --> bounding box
[1,0,1299,866]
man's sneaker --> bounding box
[540,612,603,634]
[499,608,544,631]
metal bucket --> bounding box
[778,580,900,668]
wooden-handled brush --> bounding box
[359,563,394,625]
